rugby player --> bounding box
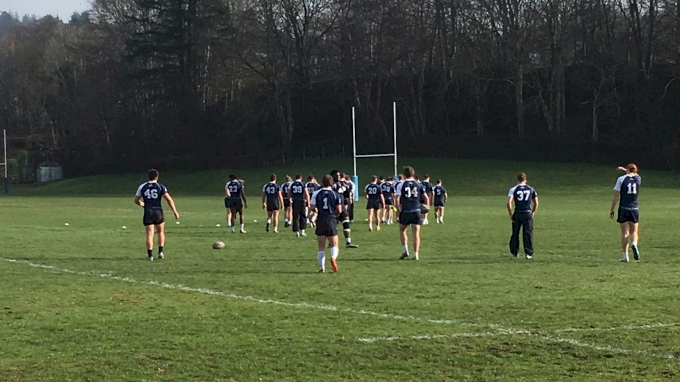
[309,175,343,272]
[396,166,427,260]
[507,172,539,259]
[134,169,180,261]
[262,174,284,233]
[432,179,447,223]
[225,174,247,233]
[611,164,641,262]
[365,176,385,231]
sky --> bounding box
[3,0,89,18]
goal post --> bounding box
[1,130,7,194]
[351,102,398,201]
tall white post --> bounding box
[352,107,357,177]
[3,129,7,194]
[393,102,398,179]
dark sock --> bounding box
[147,249,153,257]
[159,246,164,254]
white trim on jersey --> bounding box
[263,182,277,192]
[309,189,322,206]
[614,174,641,191]
[507,185,518,197]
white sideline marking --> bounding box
[555,322,678,333]
[3,258,677,359]
[0,258,487,328]
[358,332,502,343]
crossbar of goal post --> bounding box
[2,130,7,194]
[352,102,398,201]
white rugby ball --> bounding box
[212,241,225,249]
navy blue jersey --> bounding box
[226,180,243,199]
[332,180,352,205]
[364,183,381,201]
[263,182,281,202]
[306,181,320,194]
[614,174,641,209]
[290,180,306,201]
[136,181,167,209]
[280,182,292,199]
[508,184,537,213]
[396,179,424,212]
[381,182,394,198]
[433,185,446,199]
[310,188,340,220]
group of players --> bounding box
[133,162,641,270]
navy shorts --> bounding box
[366,199,381,210]
[617,208,639,223]
[399,211,422,226]
[434,199,445,208]
[143,208,164,226]
[266,200,280,212]
[384,197,394,206]
[227,198,243,211]
[283,199,291,208]
[316,218,338,237]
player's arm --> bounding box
[380,192,385,206]
[241,187,247,208]
[304,188,310,205]
[617,166,627,172]
[609,191,620,219]
[278,190,284,206]
[444,191,448,203]
[225,185,231,198]
[506,196,514,220]
[162,193,180,219]
[134,195,144,208]
[531,196,539,215]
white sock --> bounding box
[317,251,325,269]
[330,246,339,260]
[346,237,351,244]
[267,219,271,224]
[414,251,419,258]
[368,223,372,229]
[227,222,232,227]
[274,227,278,233]
[301,229,305,234]
[631,241,637,247]
[240,224,244,230]
[231,227,235,232]
[402,245,408,253]
[623,252,628,259]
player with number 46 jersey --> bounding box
[610,163,641,262]
[506,173,539,259]
[134,169,180,261]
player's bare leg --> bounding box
[156,223,165,259]
[368,208,374,231]
[411,224,421,260]
[316,235,327,272]
[629,222,640,260]
[399,224,409,259]
[329,235,339,272]
[238,209,246,233]
[374,209,381,231]
[145,225,155,260]
[227,210,232,227]
[266,211,272,232]
[230,208,237,233]
[272,210,280,233]
[619,223,630,262]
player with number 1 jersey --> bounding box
[310,175,343,272]
[611,163,642,262]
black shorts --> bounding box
[617,208,639,223]
[227,198,243,211]
[283,199,291,208]
[316,218,338,237]
[399,211,422,226]
[366,199,381,210]
[143,208,164,226]
[266,200,280,212]
[339,207,350,221]
[384,198,394,206]
[434,199,445,207]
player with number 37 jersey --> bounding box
[506,173,538,259]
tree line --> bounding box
[0,0,679,179]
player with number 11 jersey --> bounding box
[611,163,641,262]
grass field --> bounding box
[2,158,680,381]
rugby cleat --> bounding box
[376,225,381,231]
[399,253,409,260]
[158,252,164,260]
[525,255,533,259]
[632,245,640,261]
[368,227,373,232]
[620,257,629,263]
[240,229,247,234]
[319,268,325,273]
[266,222,270,232]
[330,258,338,272]
[346,243,358,248]
[147,255,154,261]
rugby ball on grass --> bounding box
[212,241,225,249]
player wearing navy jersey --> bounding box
[420,175,434,224]
[134,169,180,261]
[610,164,642,262]
[343,174,356,222]
[331,170,358,248]
[396,166,428,260]
[365,176,385,232]
[225,175,248,233]
[507,173,539,259]
[288,174,310,237]
[309,175,343,272]
[433,179,448,224]
[306,175,321,226]
[381,177,396,224]
[262,174,285,233]
[281,176,293,227]
[394,174,405,213]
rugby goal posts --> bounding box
[1,130,7,194]
[351,102,398,201]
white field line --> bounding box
[358,332,502,343]
[3,258,677,359]
[0,258,488,328]
[555,322,679,333]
